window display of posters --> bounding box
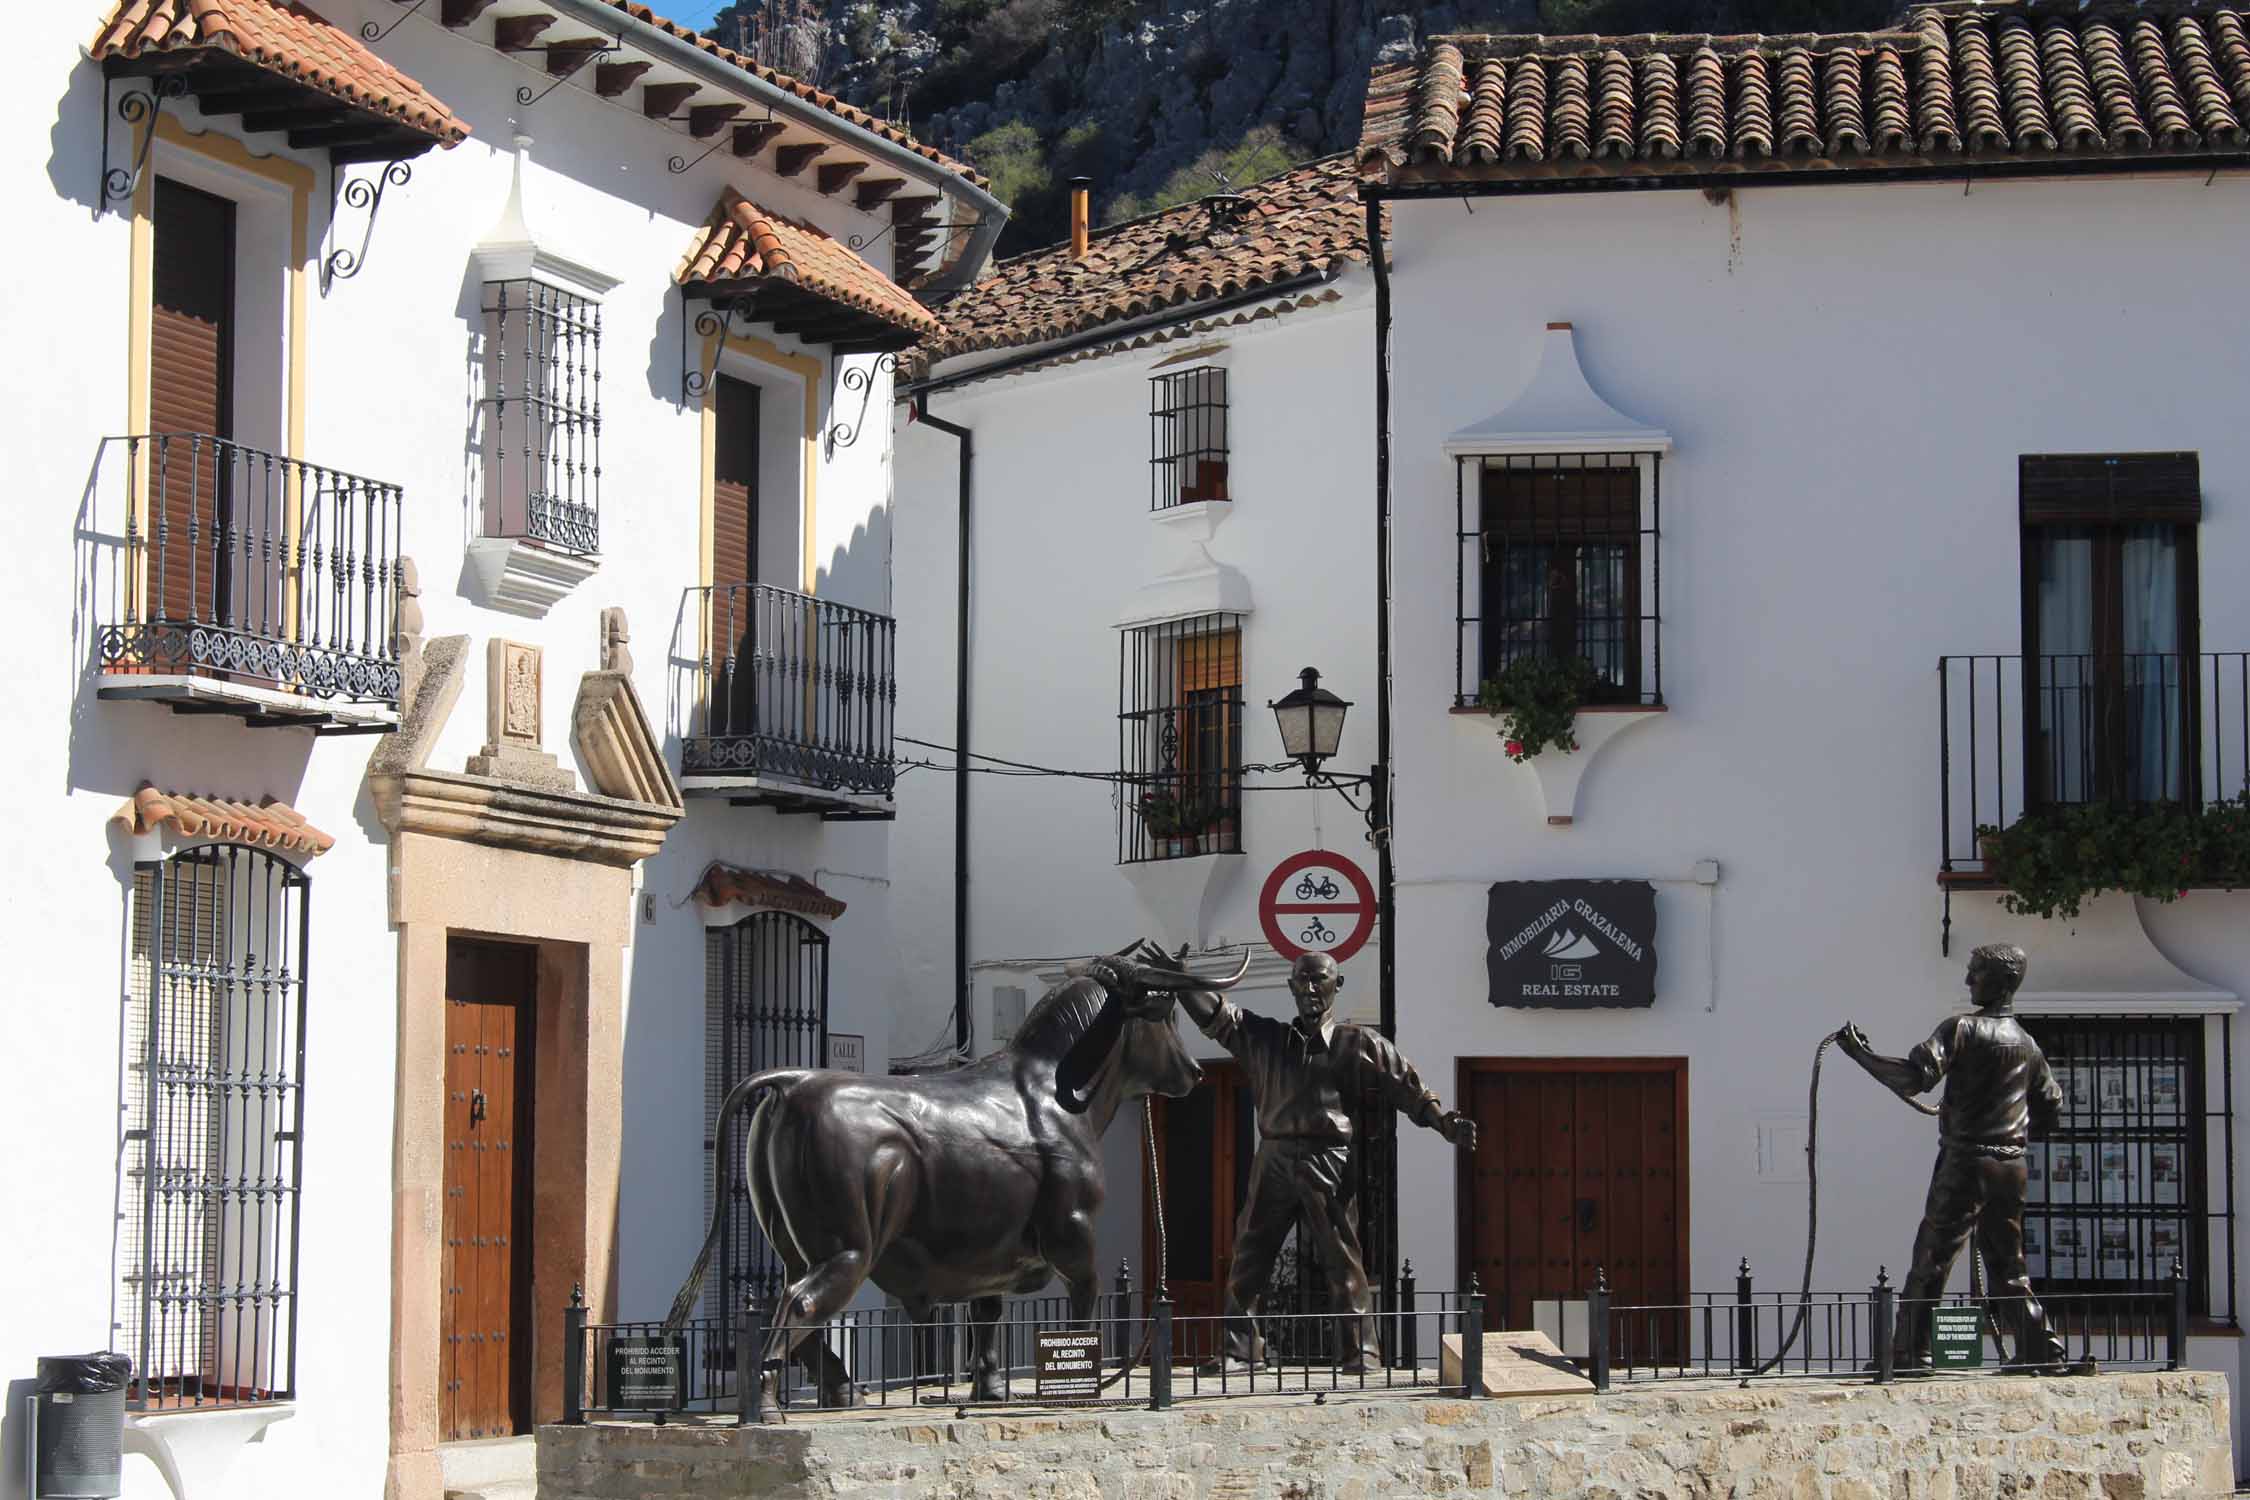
[2149,1141,2184,1207]
[2047,1144,2092,1191]
[2146,1063,2182,1117]
[2025,1145,2043,1192]
[2098,1143,2133,1204]
[2048,1217,2087,1279]
[2022,1216,2046,1279]
[2147,1219,2185,1276]
[2062,1066,2095,1116]
[2098,1219,2133,1276]
[2098,1065,2132,1117]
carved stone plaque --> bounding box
[468,638,575,792]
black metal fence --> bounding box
[683,583,897,795]
[95,433,404,704]
[1938,652,2250,875]
[564,1257,2197,1425]
[481,277,602,555]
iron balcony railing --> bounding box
[96,433,404,705]
[684,583,896,795]
[1939,652,2250,876]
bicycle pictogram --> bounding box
[1293,874,1341,902]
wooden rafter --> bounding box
[642,82,698,118]
[546,38,610,77]
[441,0,501,25]
[491,14,556,51]
[854,177,905,211]
[773,142,827,177]
[732,120,786,157]
[817,161,868,196]
[593,61,652,97]
[688,103,744,138]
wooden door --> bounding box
[1144,1061,1250,1359]
[149,177,235,630]
[1460,1060,1687,1356]
[443,939,537,1441]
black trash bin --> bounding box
[32,1353,131,1500]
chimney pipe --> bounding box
[1068,176,1091,261]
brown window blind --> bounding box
[149,178,235,624]
[2021,454,2200,526]
[712,375,760,593]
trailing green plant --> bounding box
[1136,787,1183,839]
[1976,792,2250,920]
[1478,655,1599,763]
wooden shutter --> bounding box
[2021,453,2200,526]
[149,179,235,625]
[1176,629,1240,697]
[712,375,759,593]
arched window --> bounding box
[119,843,310,1410]
[703,910,829,1316]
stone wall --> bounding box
[537,1372,2233,1500]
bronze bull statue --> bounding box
[665,944,1248,1407]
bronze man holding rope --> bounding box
[1839,943,2074,1373]
[1145,946,1475,1374]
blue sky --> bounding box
[662,1,729,24]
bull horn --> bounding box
[1067,942,1140,978]
[1131,950,1253,992]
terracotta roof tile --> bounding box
[91,0,468,147]
[1358,1,2250,187]
[592,3,986,190]
[677,187,942,338]
[111,783,336,858]
[691,862,846,920]
[921,154,1370,363]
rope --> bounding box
[1747,1030,1992,1381]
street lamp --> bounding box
[1268,667,1381,840]
[1268,667,1352,776]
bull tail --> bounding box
[664,1069,813,1332]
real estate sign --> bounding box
[1486,880,1658,1008]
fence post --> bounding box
[1872,1267,1896,1386]
[1114,1258,1133,1371]
[1150,1280,1173,1412]
[562,1282,586,1425]
[1400,1259,1419,1373]
[738,1286,765,1427]
[2168,1258,2188,1371]
[1462,1272,1485,1398]
[1587,1268,1611,1393]
[1735,1257,1755,1372]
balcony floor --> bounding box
[99,672,399,734]
[681,772,895,820]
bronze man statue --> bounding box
[1151,946,1476,1373]
[1839,942,2072,1372]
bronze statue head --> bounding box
[1966,943,2028,1010]
[1289,952,1341,1031]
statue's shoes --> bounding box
[1195,1356,1262,1378]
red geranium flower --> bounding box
[1504,739,1524,757]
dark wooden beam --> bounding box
[492,14,556,51]
[854,177,906,211]
[441,0,501,25]
[732,120,786,157]
[593,60,652,97]
[546,38,610,77]
[242,105,353,135]
[773,142,828,177]
[642,82,698,119]
[817,160,869,196]
[191,86,311,116]
[331,137,436,166]
[891,194,940,221]
[289,121,405,149]
[688,103,744,138]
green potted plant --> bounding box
[1974,794,2250,920]
[1175,789,1211,856]
[1478,654,1600,763]
[1207,798,1238,854]
[1138,788,1184,858]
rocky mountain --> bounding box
[706,0,1899,256]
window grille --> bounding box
[704,912,829,1321]
[2020,1014,2236,1325]
[1455,453,1662,707]
[1149,366,1228,509]
[119,845,309,1410]
[1119,613,1244,863]
[481,277,602,555]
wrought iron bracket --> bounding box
[824,353,898,454]
[100,73,187,210]
[321,159,412,295]
[670,110,768,176]
[681,294,761,406]
[847,219,977,254]
[360,0,434,43]
[516,34,625,109]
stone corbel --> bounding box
[1946,891,2238,1012]
[1466,706,1666,827]
[1120,852,1248,950]
[126,1405,294,1500]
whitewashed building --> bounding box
[893,0,2250,1468]
[3,2,995,1495]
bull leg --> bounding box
[967,1295,1008,1402]
[769,1252,870,1410]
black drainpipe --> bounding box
[1365,194,1396,1047]
[913,393,974,1057]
